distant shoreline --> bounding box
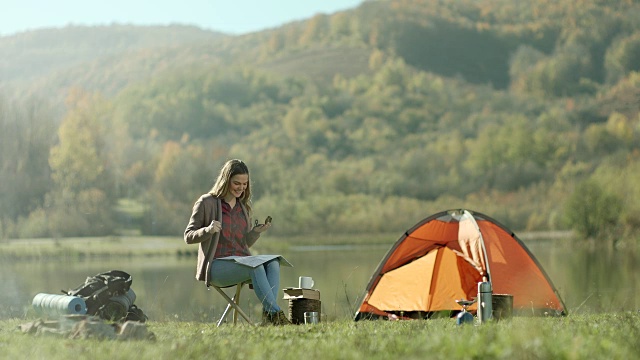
[0,231,573,261]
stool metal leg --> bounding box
[217,301,234,327]
[214,284,253,326]
[232,283,242,324]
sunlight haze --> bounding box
[0,0,366,36]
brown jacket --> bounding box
[184,194,260,286]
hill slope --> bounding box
[0,24,227,94]
[1,0,640,241]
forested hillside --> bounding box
[1,0,640,245]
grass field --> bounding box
[2,313,639,359]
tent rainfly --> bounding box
[354,209,567,320]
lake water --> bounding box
[1,239,639,322]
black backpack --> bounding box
[64,270,147,322]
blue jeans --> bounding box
[210,258,282,313]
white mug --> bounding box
[299,276,314,289]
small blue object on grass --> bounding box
[456,311,474,325]
[455,298,476,325]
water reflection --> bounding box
[1,240,638,321]
[0,247,388,322]
[527,241,640,312]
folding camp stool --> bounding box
[213,280,255,327]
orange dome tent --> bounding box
[354,209,566,320]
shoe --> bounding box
[270,310,291,326]
[260,310,291,326]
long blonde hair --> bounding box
[209,159,252,213]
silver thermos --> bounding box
[478,281,493,323]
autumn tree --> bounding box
[42,89,116,237]
[0,95,57,238]
[142,140,213,235]
[564,179,623,240]
[604,32,640,84]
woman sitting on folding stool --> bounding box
[184,159,291,325]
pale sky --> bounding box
[0,0,366,36]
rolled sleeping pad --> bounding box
[32,293,87,317]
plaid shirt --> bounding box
[214,200,251,258]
